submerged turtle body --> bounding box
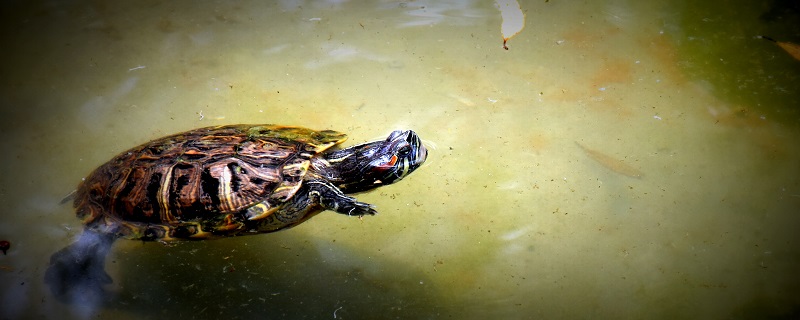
[47,124,427,300]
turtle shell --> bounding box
[72,124,347,239]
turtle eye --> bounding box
[397,145,411,157]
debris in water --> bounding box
[0,240,9,255]
[575,142,643,179]
[758,35,800,61]
[495,0,525,50]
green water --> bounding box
[674,0,800,125]
[1,0,799,319]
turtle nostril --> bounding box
[416,144,428,164]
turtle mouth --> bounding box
[416,144,428,165]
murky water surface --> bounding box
[1,0,799,319]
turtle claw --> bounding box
[323,197,377,217]
[348,202,377,216]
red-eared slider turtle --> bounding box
[45,124,427,301]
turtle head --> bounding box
[324,130,427,193]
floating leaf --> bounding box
[759,35,800,61]
[495,0,525,50]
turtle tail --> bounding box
[44,229,118,304]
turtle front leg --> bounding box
[249,180,377,233]
[306,179,377,216]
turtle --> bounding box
[45,124,427,302]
